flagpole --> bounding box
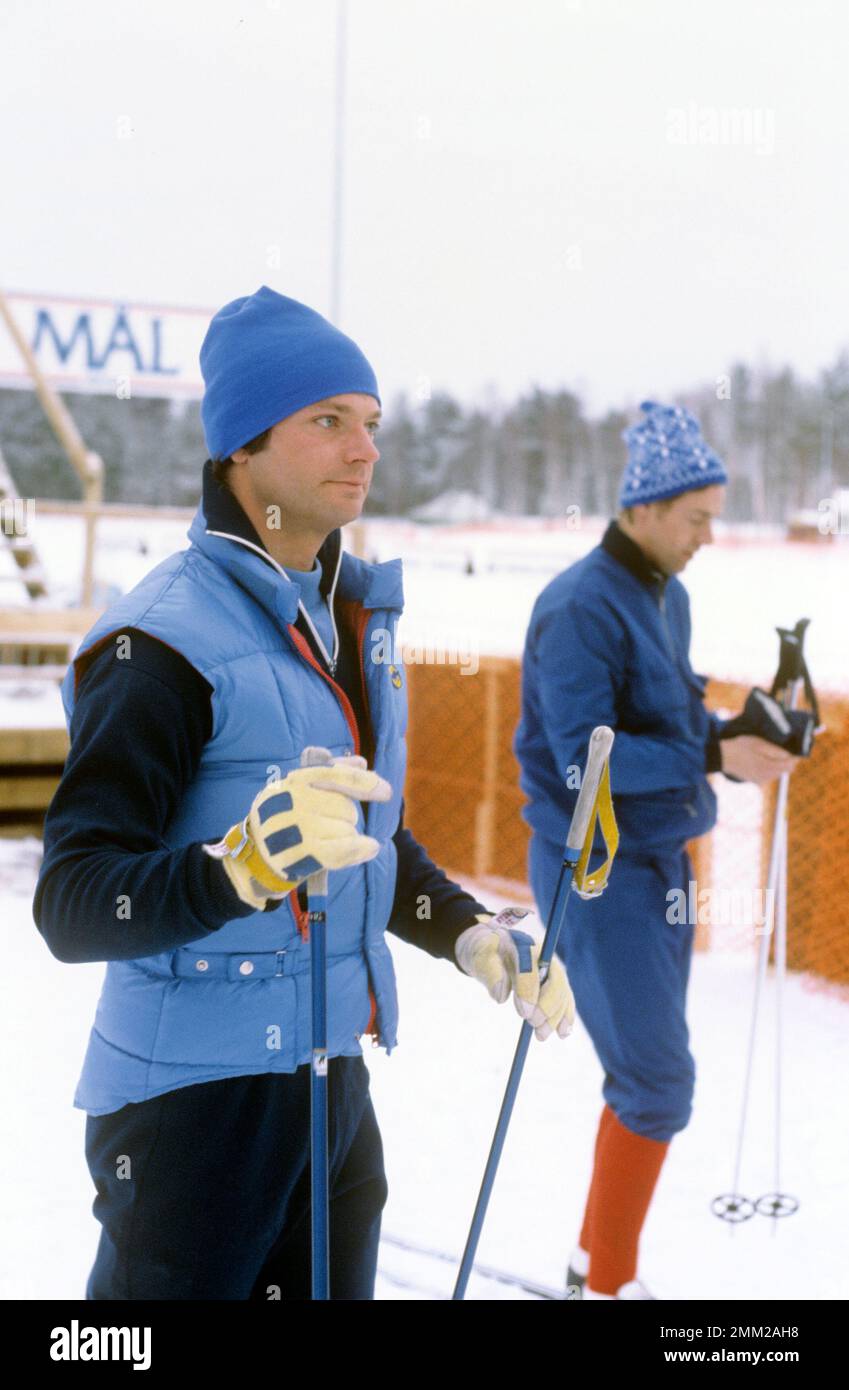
[330,0,347,326]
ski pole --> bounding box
[452,725,617,1301]
[756,623,812,1222]
[726,680,799,1219]
[769,812,788,1227]
[716,620,814,1225]
[300,745,335,1301]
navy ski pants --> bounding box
[84,1055,387,1300]
[529,837,696,1142]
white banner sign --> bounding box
[0,291,213,398]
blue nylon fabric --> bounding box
[62,506,407,1116]
[515,544,718,854]
[530,836,696,1141]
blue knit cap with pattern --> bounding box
[618,401,727,508]
[200,286,380,461]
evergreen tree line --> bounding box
[1,352,848,523]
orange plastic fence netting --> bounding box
[403,661,849,990]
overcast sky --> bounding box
[1,0,847,415]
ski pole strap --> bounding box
[571,744,620,900]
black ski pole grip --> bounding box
[771,618,819,728]
[566,725,615,853]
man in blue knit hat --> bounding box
[34,287,575,1300]
[515,401,799,1301]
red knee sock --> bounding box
[578,1103,615,1251]
[579,1105,670,1295]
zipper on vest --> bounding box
[349,603,383,1044]
[281,627,360,945]
[291,888,311,943]
[350,603,381,1044]
[296,597,339,676]
[286,624,361,752]
[336,597,377,769]
[286,608,384,1045]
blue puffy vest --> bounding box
[63,508,407,1115]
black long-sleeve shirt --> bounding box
[33,465,490,964]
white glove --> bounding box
[205,754,391,910]
[455,907,576,1041]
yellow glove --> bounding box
[204,755,392,910]
[455,907,576,1041]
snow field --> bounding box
[4,838,845,1301]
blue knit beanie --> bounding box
[200,286,380,460]
[619,401,727,508]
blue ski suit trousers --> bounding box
[529,837,696,1143]
[84,1056,387,1300]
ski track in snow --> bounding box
[4,839,847,1302]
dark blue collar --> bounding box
[601,519,667,593]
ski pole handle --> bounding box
[566,725,615,853]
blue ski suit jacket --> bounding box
[515,521,722,855]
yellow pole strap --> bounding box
[223,819,298,893]
[572,760,620,899]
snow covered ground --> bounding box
[3,838,847,1301]
[2,510,847,693]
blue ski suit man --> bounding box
[515,401,798,1300]
[33,287,573,1300]
[518,517,718,1140]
